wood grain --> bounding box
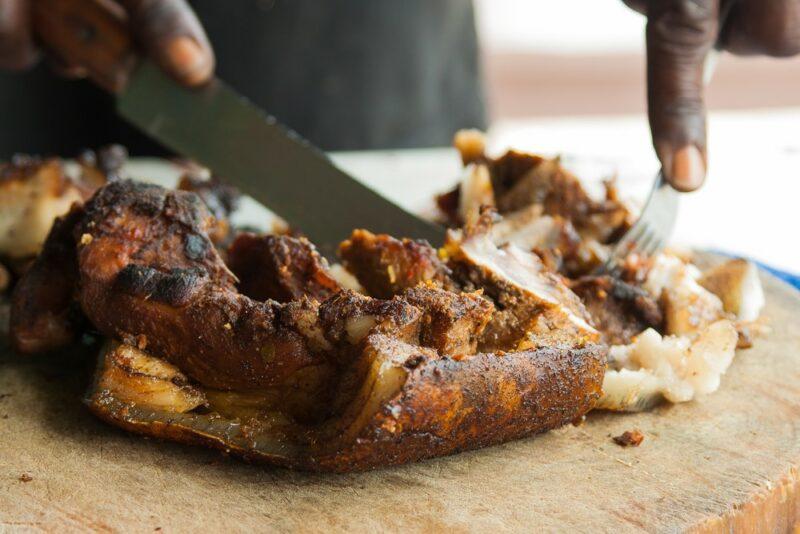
[0,260,798,533]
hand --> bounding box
[0,0,214,86]
[624,0,800,191]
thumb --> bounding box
[646,0,719,192]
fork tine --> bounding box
[633,227,654,257]
[643,234,662,257]
[648,234,666,256]
[617,224,644,251]
[598,169,679,275]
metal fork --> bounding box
[599,1,734,274]
[600,169,679,273]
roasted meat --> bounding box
[0,150,126,261]
[228,232,341,303]
[0,158,85,260]
[339,229,455,298]
[10,178,609,471]
[71,180,338,392]
[443,214,598,351]
[87,335,605,472]
[570,275,663,346]
[178,172,242,244]
[438,131,766,414]
[7,132,767,471]
[440,131,633,278]
[401,285,494,356]
[76,145,128,188]
[9,206,85,353]
[177,172,240,222]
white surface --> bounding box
[126,107,799,273]
[474,0,645,54]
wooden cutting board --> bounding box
[0,261,799,533]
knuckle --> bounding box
[649,0,717,52]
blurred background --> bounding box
[454,0,800,271]
[475,0,800,120]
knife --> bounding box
[33,0,446,257]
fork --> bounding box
[600,169,679,273]
[600,2,737,273]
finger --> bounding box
[0,0,39,69]
[120,0,214,86]
[646,0,719,191]
[719,0,800,57]
[622,0,647,16]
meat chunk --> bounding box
[71,180,331,391]
[76,144,128,188]
[318,289,422,349]
[401,286,494,356]
[13,178,610,472]
[612,430,644,447]
[699,258,764,322]
[177,173,240,222]
[0,158,84,259]
[339,229,455,298]
[177,172,241,244]
[571,275,663,345]
[0,150,125,260]
[443,217,598,351]
[441,133,633,251]
[10,205,84,353]
[227,233,341,303]
[490,152,594,219]
[86,334,607,472]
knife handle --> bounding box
[33,0,137,93]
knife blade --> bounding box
[118,62,446,257]
[32,0,446,258]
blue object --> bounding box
[755,262,800,291]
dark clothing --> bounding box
[0,0,485,158]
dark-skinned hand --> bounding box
[624,0,800,191]
[0,0,214,86]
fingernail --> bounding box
[166,37,211,85]
[670,145,706,191]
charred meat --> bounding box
[5,133,766,471]
[12,178,607,471]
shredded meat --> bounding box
[401,285,494,356]
[438,142,632,282]
[444,213,598,351]
[571,275,663,346]
[339,229,455,298]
